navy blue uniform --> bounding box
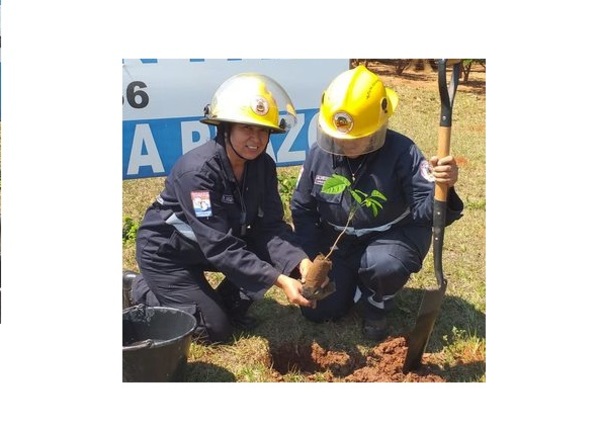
[132,137,307,343]
[291,130,463,321]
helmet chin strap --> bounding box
[224,127,271,161]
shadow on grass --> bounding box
[250,286,485,382]
[179,286,485,382]
[429,360,487,382]
[399,286,487,351]
[184,361,236,382]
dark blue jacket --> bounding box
[291,130,463,258]
[136,138,307,291]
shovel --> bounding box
[403,59,461,372]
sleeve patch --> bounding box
[419,160,435,182]
[191,191,212,217]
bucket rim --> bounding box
[122,305,197,351]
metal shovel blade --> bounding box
[403,59,460,373]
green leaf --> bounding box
[348,189,363,204]
[371,189,387,201]
[322,174,350,195]
[354,189,368,198]
[321,173,388,219]
[370,199,383,210]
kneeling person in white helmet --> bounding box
[124,73,315,344]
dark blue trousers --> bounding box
[301,224,431,322]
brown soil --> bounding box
[359,59,486,96]
[269,336,445,382]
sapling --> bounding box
[301,174,388,300]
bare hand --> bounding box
[429,155,459,187]
[275,274,316,309]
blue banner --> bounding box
[123,108,319,179]
[122,59,349,180]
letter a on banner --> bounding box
[127,124,165,175]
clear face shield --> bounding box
[261,76,298,133]
[202,73,298,134]
[315,121,388,157]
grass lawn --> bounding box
[122,61,486,382]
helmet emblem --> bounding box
[381,98,388,113]
[252,96,269,116]
[333,111,353,134]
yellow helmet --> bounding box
[317,65,398,155]
[201,73,297,134]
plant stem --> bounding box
[324,206,357,259]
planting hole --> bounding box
[269,342,362,377]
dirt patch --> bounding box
[358,59,486,97]
[345,337,444,382]
[270,336,445,382]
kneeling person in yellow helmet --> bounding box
[291,65,464,341]
[124,73,315,344]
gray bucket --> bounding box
[123,305,197,382]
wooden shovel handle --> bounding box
[434,59,461,203]
[434,126,452,202]
[403,59,461,373]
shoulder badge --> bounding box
[419,160,435,182]
[191,190,212,217]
